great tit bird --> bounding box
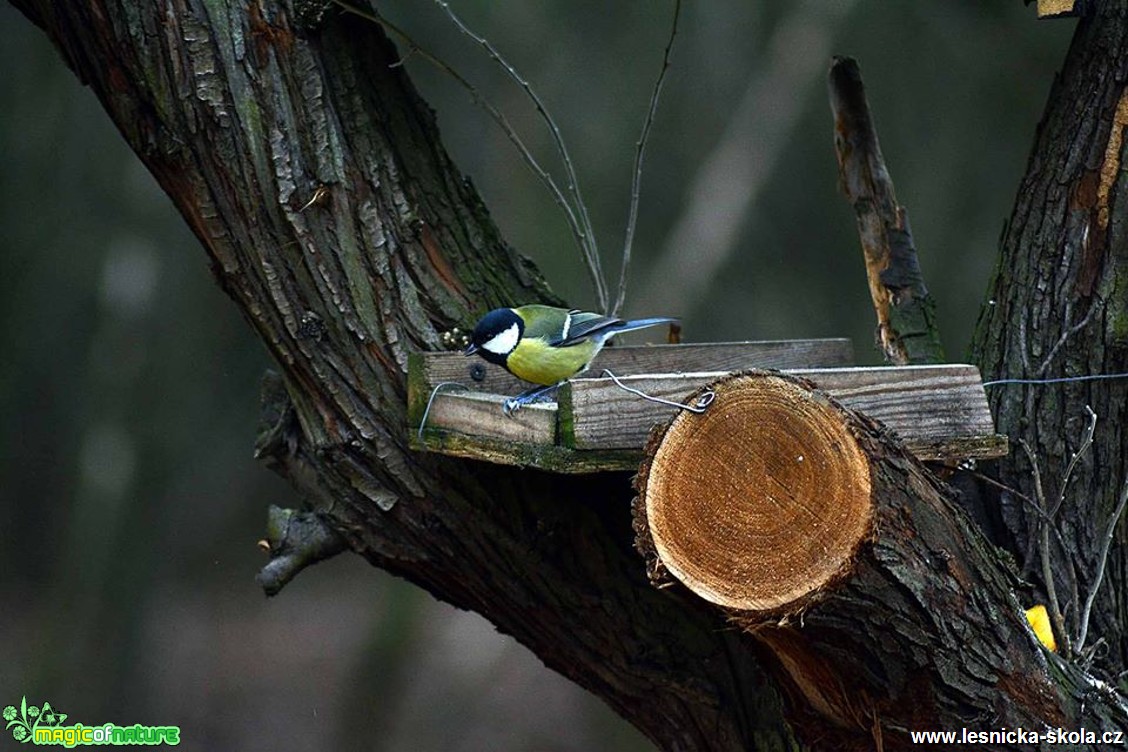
[464,305,677,411]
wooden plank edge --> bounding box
[561,367,1007,464]
[410,338,858,398]
[406,350,435,427]
[410,430,642,473]
[565,362,986,387]
[411,362,1006,470]
[559,363,995,440]
[409,390,639,472]
[904,433,1009,462]
[419,391,558,445]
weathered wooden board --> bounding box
[416,390,557,445]
[560,365,1006,461]
[408,339,855,472]
[408,341,1006,472]
[408,338,854,419]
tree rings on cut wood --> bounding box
[637,372,873,613]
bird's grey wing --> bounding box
[554,311,625,347]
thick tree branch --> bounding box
[7,1,796,748]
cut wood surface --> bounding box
[632,370,1081,746]
[562,364,1006,461]
[639,373,874,611]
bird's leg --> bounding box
[503,382,563,416]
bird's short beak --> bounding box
[463,343,478,356]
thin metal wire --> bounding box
[417,382,470,442]
[982,372,1128,387]
[601,369,714,413]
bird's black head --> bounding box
[464,307,524,367]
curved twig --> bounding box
[613,0,680,316]
[1075,477,1128,653]
[331,0,601,307]
[432,0,607,310]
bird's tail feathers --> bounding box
[613,316,678,335]
[557,315,677,347]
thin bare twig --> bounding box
[1036,299,1098,377]
[1051,405,1097,519]
[1015,407,1098,661]
[431,0,607,310]
[331,0,603,308]
[970,470,1077,570]
[612,0,680,316]
[973,466,1081,623]
[1075,477,1128,654]
[635,1,857,316]
[1020,439,1071,658]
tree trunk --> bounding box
[9,0,1128,749]
[971,2,1128,675]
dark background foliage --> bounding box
[0,2,1069,749]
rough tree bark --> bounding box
[9,0,1128,749]
[972,2,1128,677]
[7,1,794,749]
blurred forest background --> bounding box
[1,2,1071,750]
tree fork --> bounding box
[11,0,1128,748]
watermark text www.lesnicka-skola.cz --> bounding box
[4,696,180,746]
[910,727,1125,746]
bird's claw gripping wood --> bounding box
[503,382,563,417]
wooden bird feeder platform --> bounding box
[407,339,1008,473]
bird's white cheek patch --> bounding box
[483,323,520,355]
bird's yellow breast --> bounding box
[505,338,598,386]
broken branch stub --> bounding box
[635,371,873,613]
[829,56,944,365]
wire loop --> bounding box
[417,382,470,442]
[601,369,714,413]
